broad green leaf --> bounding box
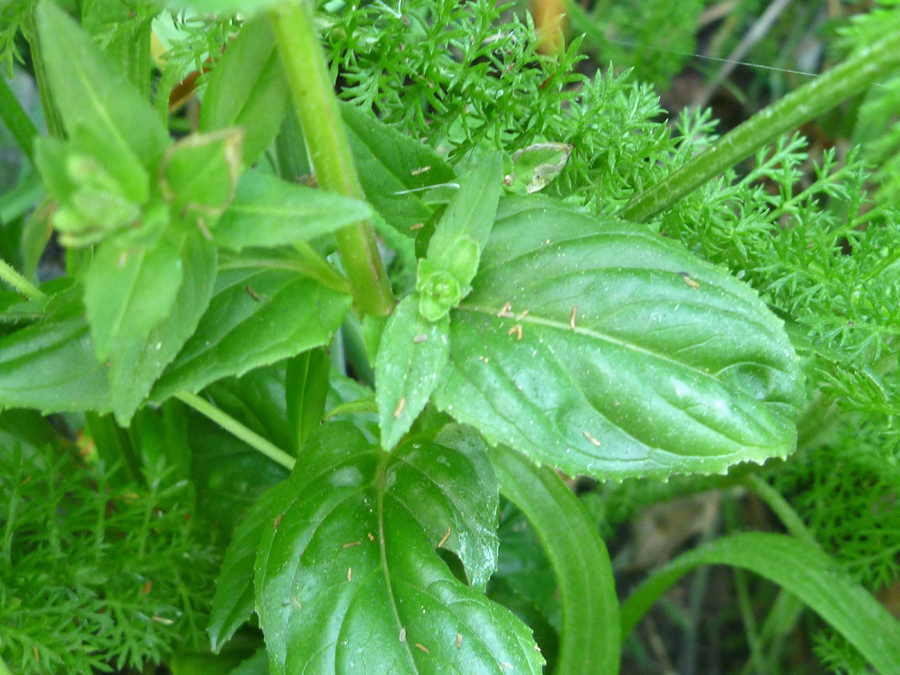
[214,170,371,251]
[285,348,330,454]
[129,400,192,489]
[490,444,620,675]
[255,422,540,675]
[0,317,110,413]
[620,532,900,674]
[506,143,573,195]
[209,480,294,652]
[426,151,502,279]
[36,2,169,170]
[85,234,183,363]
[375,295,450,450]
[159,129,243,217]
[152,256,351,400]
[85,230,216,422]
[200,16,290,165]
[433,198,803,480]
[342,104,455,233]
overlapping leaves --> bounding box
[247,422,542,674]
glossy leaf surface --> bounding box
[214,170,371,251]
[375,295,450,450]
[255,422,541,675]
[434,198,803,480]
[621,532,900,674]
[342,104,455,233]
[152,255,351,400]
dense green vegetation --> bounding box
[0,0,899,673]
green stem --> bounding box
[268,1,394,317]
[623,30,900,222]
[743,474,817,547]
[25,9,64,138]
[176,392,296,471]
[106,17,153,98]
[0,76,39,164]
[0,257,44,299]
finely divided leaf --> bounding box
[255,422,540,675]
[375,295,450,451]
[36,2,169,170]
[342,104,455,233]
[200,16,290,165]
[152,256,351,400]
[434,198,803,480]
[214,170,371,251]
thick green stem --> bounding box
[623,31,900,222]
[176,392,296,471]
[0,257,44,299]
[268,1,394,317]
[25,9,64,138]
[0,76,39,165]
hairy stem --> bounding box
[0,76,39,165]
[0,257,44,299]
[176,392,296,471]
[268,2,394,317]
[623,30,900,222]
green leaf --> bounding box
[342,104,456,233]
[85,231,217,422]
[434,198,804,480]
[200,16,290,165]
[620,532,900,674]
[159,129,243,218]
[426,151,502,278]
[285,348,331,454]
[506,143,573,195]
[375,295,450,450]
[35,2,169,170]
[152,255,351,401]
[209,480,294,652]
[0,316,110,413]
[229,650,269,675]
[85,235,184,363]
[214,170,371,251]
[490,445,620,675]
[255,422,541,675]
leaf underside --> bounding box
[434,198,804,480]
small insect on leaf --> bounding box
[680,272,700,289]
[343,541,361,549]
[583,430,601,447]
[570,305,577,330]
[246,284,261,301]
[509,324,523,340]
[141,580,152,595]
[274,514,283,530]
[497,301,513,318]
[347,567,352,582]
[399,627,407,643]
[438,525,451,548]
[415,643,430,654]
[456,633,462,649]
[394,397,407,418]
